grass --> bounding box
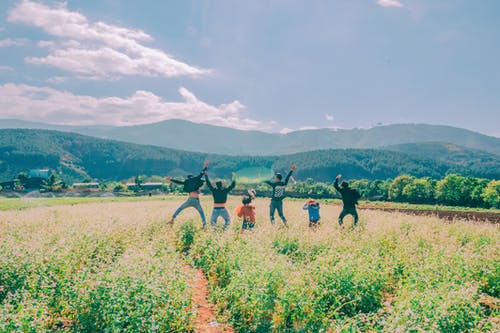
[0,195,185,211]
[1,196,498,332]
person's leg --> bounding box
[210,209,219,228]
[193,199,207,228]
[276,201,288,226]
[221,208,231,230]
[338,208,348,226]
[269,201,277,224]
[351,208,359,225]
[169,197,192,223]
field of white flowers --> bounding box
[1,197,498,332]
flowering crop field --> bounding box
[1,197,499,332]
[0,200,194,332]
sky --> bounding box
[0,0,499,136]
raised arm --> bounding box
[334,174,341,192]
[204,174,214,191]
[195,160,209,180]
[283,165,296,185]
[166,176,184,185]
[227,172,236,191]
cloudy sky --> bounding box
[0,0,499,136]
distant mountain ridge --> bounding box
[0,129,498,183]
[1,119,499,156]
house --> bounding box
[29,169,51,179]
[0,180,19,191]
[126,182,164,191]
[73,182,100,191]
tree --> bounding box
[113,183,127,193]
[435,174,474,206]
[16,172,29,189]
[482,180,500,208]
[389,175,414,202]
[402,178,436,204]
[365,179,391,199]
[134,175,144,193]
[470,178,489,207]
[41,173,63,193]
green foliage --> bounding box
[1,129,498,185]
[402,177,436,204]
[436,174,476,206]
[482,180,500,208]
[176,220,199,253]
[185,210,499,332]
[389,175,414,201]
[0,206,194,332]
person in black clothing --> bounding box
[205,171,236,229]
[263,165,297,226]
[166,161,208,227]
[334,174,361,226]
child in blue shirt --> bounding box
[303,199,321,228]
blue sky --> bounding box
[0,0,499,136]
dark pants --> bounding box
[309,219,320,228]
[270,200,286,224]
[338,207,358,226]
[242,220,255,230]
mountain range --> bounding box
[0,128,498,183]
[1,119,499,156]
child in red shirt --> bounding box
[236,190,256,230]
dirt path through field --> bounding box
[186,265,234,333]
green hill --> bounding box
[1,129,498,183]
[384,142,500,179]
[1,119,499,156]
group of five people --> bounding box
[166,162,360,230]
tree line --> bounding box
[273,174,499,209]
[3,170,499,209]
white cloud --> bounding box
[0,27,5,32]
[0,83,271,130]
[0,37,27,47]
[7,0,210,79]
[0,65,14,71]
[325,114,334,122]
[377,0,403,8]
[280,128,294,134]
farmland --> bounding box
[1,197,499,332]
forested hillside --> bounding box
[0,129,498,183]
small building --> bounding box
[0,180,19,191]
[73,182,100,191]
[126,182,164,191]
[29,169,51,179]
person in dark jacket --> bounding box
[263,165,297,226]
[166,161,208,227]
[205,171,236,229]
[334,174,361,226]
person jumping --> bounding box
[166,161,209,228]
[303,199,321,228]
[334,174,361,227]
[205,170,236,230]
[263,165,297,226]
[236,189,257,231]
